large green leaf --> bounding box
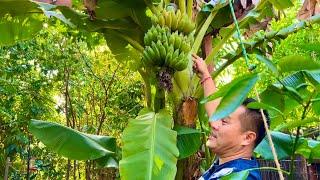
[95,1,131,19]
[278,55,320,73]
[297,43,320,53]
[267,0,293,10]
[312,93,320,115]
[210,74,259,121]
[175,126,201,159]
[119,110,179,180]
[103,29,143,63]
[198,99,210,134]
[0,15,43,46]
[255,131,296,160]
[220,170,249,180]
[309,143,320,160]
[247,102,283,115]
[201,74,257,104]
[57,6,138,32]
[255,54,279,75]
[255,131,320,160]
[304,70,320,88]
[283,86,304,104]
[296,139,320,161]
[260,85,285,112]
[112,0,147,8]
[274,71,305,89]
[29,119,116,160]
[274,117,320,131]
[0,0,42,16]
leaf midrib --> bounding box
[148,112,157,179]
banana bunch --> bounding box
[142,39,188,71]
[144,25,170,46]
[144,25,194,52]
[153,9,195,35]
[168,31,194,53]
[142,5,196,88]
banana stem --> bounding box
[192,10,217,53]
[138,69,152,108]
[187,0,193,19]
[154,87,165,112]
[144,0,158,15]
[178,0,186,14]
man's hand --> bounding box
[192,53,211,79]
[192,53,218,117]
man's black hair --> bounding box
[241,98,270,147]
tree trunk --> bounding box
[26,136,31,180]
[66,159,71,180]
[175,34,213,180]
[73,160,77,180]
[4,157,10,180]
[85,161,91,180]
[175,97,201,180]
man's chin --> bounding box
[206,140,216,149]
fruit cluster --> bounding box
[142,7,195,91]
[143,25,194,71]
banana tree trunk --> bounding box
[175,34,213,180]
[175,97,201,179]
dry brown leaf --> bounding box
[297,0,320,20]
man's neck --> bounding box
[218,149,253,165]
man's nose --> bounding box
[209,121,220,130]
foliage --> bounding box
[29,119,116,160]
[119,110,179,179]
[1,0,320,179]
[0,20,144,179]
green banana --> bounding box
[174,52,188,71]
[180,41,191,53]
[173,10,182,30]
[143,47,153,65]
[157,40,166,61]
[165,44,174,66]
[177,14,187,33]
[174,32,182,49]
[151,41,161,61]
[169,49,180,68]
[146,46,157,63]
[150,15,158,25]
[158,15,165,26]
[184,20,195,34]
[169,33,175,45]
[170,11,176,30]
[164,11,172,28]
[144,30,153,46]
[161,32,167,44]
[187,33,194,44]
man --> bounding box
[192,54,269,180]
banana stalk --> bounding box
[178,0,186,14]
[191,10,217,53]
[187,0,193,19]
[154,87,165,112]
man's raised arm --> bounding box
[192,54,219,118]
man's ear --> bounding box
[241,131,256,146]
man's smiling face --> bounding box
[206,106,249,155]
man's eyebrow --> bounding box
[222,116,231,121]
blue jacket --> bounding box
[199,158,262,180]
